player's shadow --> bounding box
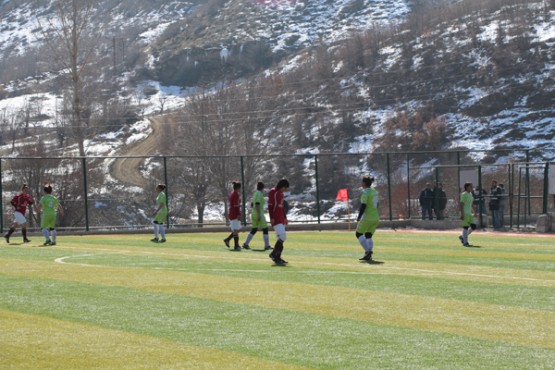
[252,248,272,252]
[361,260,384,265]
[465,245,482,248]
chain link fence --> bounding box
[1,149,553,232]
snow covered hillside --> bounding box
[0,0,553,227]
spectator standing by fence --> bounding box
[419,183,434,220]
[433,182,447,220]
[489,180,505,230]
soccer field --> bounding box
[1,230,554,369]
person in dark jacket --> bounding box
[433,182,447,220]
[489,180,504,230]
[419,183,434,220]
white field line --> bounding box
[54,254,100,267]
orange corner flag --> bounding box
[336,188,348,201]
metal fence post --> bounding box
[82,157,89,232]
[387,153,392,221]
[526,150,531,216]
[543,162,549,214]
[517,166,522,228]
[163,156,169,229]
[478,165,483,228]
[240,156,246,226]
[406,153,411,219]
[315,155,321,225]
[456,151,461,192]
[509,163,514,229]
[0,159,3,233]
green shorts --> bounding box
[251,213,268,229]
[356,218,378,235]
[41,214,57,229]
[461,214,476,228]
[154,209,168,224]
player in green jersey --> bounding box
[355,176,379,261]
[459,182,477,247]
[242,181,272,250]
[152,184,168,243]
[35,184,64,246]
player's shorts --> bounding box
[274,223,287,242]
[461,214,476,228]
[356,218,379,235]
[13,211,27,225]
[40,214,57,229]
[230,219,242,231]
[251,213,268,229]
[154,209,167,224]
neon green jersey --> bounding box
[460,191,474,215]
[251,191,265,216]
[156,192,167,211]
[39,195,60,216]
[360,187,379,221]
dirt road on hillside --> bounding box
[110,116,165,187]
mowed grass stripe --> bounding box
[49,251,555,311]
[76,231,555,272]
[374,245,555,261]
[37,247,555,312]
[10,231,553,269]
[299,230,555,252]
[0,309,308,370]
[57,230,555,250]
[5,231,554,287]
[1,258,554,350]
[4,278,554,369]
[4,239,555,311]
[20,241,555,288]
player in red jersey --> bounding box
[223,181,243,251]
[4,183,35,244]
[268,178,290,265]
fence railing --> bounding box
[1,149,553,233]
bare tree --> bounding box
[19,98,33,137]
[170,89,236,225]
[158,94,168,115]
[167,78,275,225]
[37,0,98,156]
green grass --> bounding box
[1,230,554,369]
